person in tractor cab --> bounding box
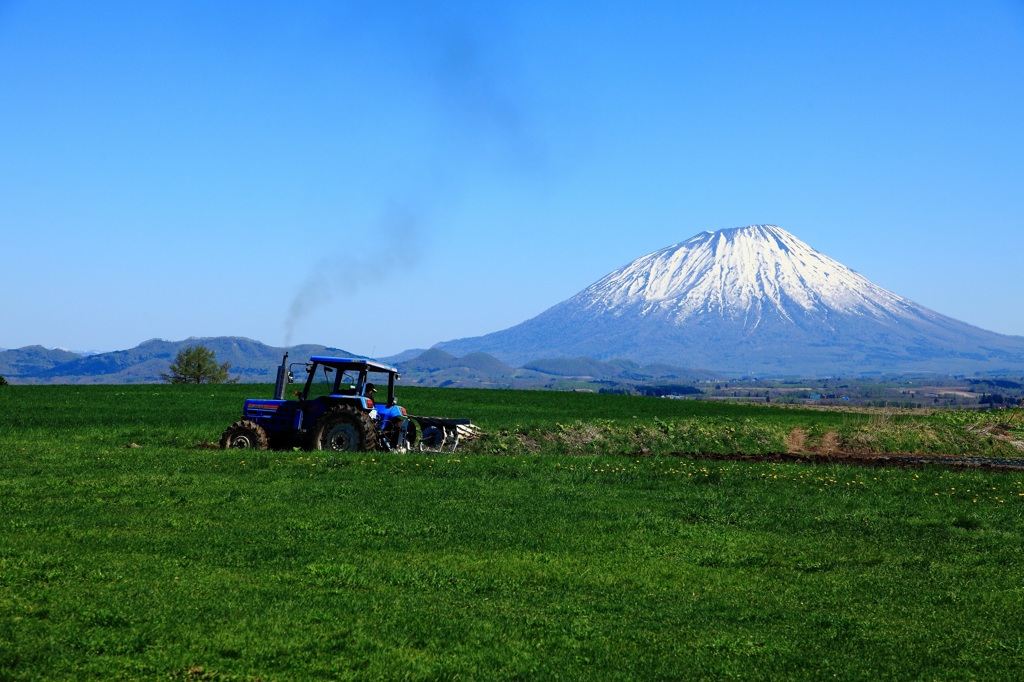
[363,381,410,449]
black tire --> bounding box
[220,419,269,450]
[310,405,378,452]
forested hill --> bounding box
[0,338,348,384]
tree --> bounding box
[161,345,236,384]
[0,375,7,386]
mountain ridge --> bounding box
[0,337,351,384]
[0,337,713,388]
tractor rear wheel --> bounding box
[220,419,269,450]
[310,406,378,452]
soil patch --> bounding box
[674,450,1024,471]
[819,430,839,454]
[786,428,806,453]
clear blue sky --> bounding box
[2,1,1022,357]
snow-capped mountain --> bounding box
[437,225,1024,375]
[576,225,923,327]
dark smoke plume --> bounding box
[282,7,541,350]
[283,203,419,349]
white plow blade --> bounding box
[412,417,480,452]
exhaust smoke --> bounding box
[281,8,541,353]
[283,203,419,350]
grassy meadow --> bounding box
[2,384,1024,679]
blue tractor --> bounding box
[220,354,474,452]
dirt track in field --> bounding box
[673,425,1024,471]
[679,450,1024,471]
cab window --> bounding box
[305,365,337,400]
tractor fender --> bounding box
[374,403,407,428]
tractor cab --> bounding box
[300,356,399,409]
[299,357,410,439]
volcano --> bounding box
[437,225,1024,375]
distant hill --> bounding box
[396,349,515,375]
[0,337,717,391]
[397,348,463,372]
[521,357,717,382]
[0,333,712,387]
[379,348,430,364]
[387,349,716,390]
[1,337,351,384]
[0,346,82,378]
[387,349,517,388]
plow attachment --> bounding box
[410,416,481,452]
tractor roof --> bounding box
[309,356,400,375]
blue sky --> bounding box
[2,1,1022,357]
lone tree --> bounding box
[162,345,236,384]
[0,376,7,386]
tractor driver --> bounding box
[363,382,377,400]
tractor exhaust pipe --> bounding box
[273,352,289,400]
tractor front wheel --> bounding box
[310,406,378,452]
[220,419,269,450]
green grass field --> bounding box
[2,385,1023,679]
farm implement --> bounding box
[220,354,478,452]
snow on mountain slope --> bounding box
[438,225,1024,374]
[581,225,914,326]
